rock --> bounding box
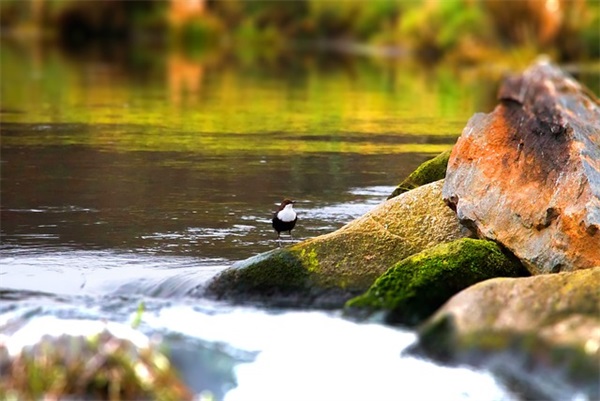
[345,238,528,326]
[0,317,193,401]
[443,60,600,274]
[388,150,451,199]
[414,268,600,401]
[206,180,472,307]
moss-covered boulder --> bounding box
[388,150,451,199]
[205,247,317,307]
[414,268,600,400]
[207,180,473,307]
[345,238,528,325]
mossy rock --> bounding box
[414,268,600,400]
[388,150,451,199]
[205,248,317,306]
[345,238,528,326]
[206,180,473,307]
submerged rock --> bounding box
[0,317,193,401]
[207,180,472,307]
[443,60,600,274]
[414,268,600,401]
[345,238,528,326]
[388,150,451,199]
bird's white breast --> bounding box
[277,204,296,222]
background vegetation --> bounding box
[1,0,598,65]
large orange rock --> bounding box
[443,61,600,274]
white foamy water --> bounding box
[0,303,515,401]
[0,250,225,297]
[145,306,514,401]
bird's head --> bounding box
[278,198,296,211]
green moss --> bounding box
[207,249,311,300]
[299,248,320,274]
[345,238,527,326]
[388,150,451,199]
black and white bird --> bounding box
[272,199,297,243]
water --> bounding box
[0,40,540,399]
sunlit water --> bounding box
[5,42,590,399]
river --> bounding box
[3,41,596,400]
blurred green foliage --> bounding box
[399,0,492,61]
[0,329,192,401]
[1,0,598,64]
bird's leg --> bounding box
[288,230,293,240]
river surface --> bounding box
[2,41,598,400]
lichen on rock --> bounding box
[388,149,451,199]
[206,180,472,307]
[345,238,528,326]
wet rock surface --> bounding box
[206,180,472,307]
[414,267,600,401]
[443,61,600,274]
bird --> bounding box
[272,199,297,244]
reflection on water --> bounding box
[1,38,500,135]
